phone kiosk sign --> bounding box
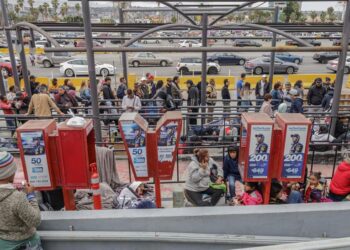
[240,113,274,182]
[17,120,57,190]
[275,113,312,181]
[155,111,182,180]
[119,113,149,181]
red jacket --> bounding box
[241,190,263,205]
[0,100,14,115]
[330,161,350,195]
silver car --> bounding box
[128,52,173,67]
[36,52,73,68]
[244,57,299,75]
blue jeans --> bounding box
[287,190,303,204]
[227,175,242,198]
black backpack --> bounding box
[117,84,126,99]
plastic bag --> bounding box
[66,109,86,127]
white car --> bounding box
[178,40,202,48]
[59,59,116,77]
[35,40,49,48]
[0,55,20,65]
[176,57,220,75]
[326,56,350,74]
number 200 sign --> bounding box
[250,154,268,162]
[285,154,303,161]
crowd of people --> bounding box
[184,146,350,207]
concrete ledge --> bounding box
[40,202,350,238]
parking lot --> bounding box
[24,38,345,79]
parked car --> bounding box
[75,40,102,47]
[262,52,303,64]
[326,56,350,74]
[233,40,262,47]
[285,40,299,46]
[37,52,73,68]
[332,39,350,46]
[313,52,339,64]
[128,52,173,67]
[140,39,160,44]
[178,40,202,48]
[307,39,321,46]
[35,40,49,48]
[176,57,220,75]
[285,39,321,47]
[0,62,24,77]
[56,39,70,45]
[0,54,21,65]
[244,57,299,75]
[207,53,246,66]
[110,39,123,44]
[59,59,116,77]
[329,33,342,41]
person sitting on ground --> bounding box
[269,181,286,204]
[289,89,304,113]
[232,182,263,206]
[259,93,273,117]
[0,151,42,249]
[117,181,156,209]
[223,146,242,201]
[27,84,64,116]
[184,149,224,206]
[122,89,142,113]
[328,153,350,202]
[304,172,325,203]
[333,116,349,140]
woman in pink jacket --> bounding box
[232,182,263,206]
[259,94,273,117]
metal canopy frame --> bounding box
[1,0,349,141]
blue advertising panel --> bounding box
[248,125,272,178]
[282,125,308,178]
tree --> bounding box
[282,2,302,23]
[60,2,69,19]
[51,0,59,21]
[43,2,50,21]
[320,11,327,23]
[17,0,24,10]
[171,16,177,23]
[27,0,37,17]
[14,4,21,14]
[310,11,318,23]
[327,7,337,22]
[38,5,44,21]
[75,3,81,13]
[63,15,83,23]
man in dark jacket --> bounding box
[223,146,241,200]
[29,75,39,95]
[255,74,271,109]
[307,78,326,113]
[221,79,231,114]
[187,80,199,125]
[321,84,334,111]
[289,89,304,113]
[102,77,117,124]
[55,87,78,114]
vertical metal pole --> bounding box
[16,28,31,97]
[0,72,6,96]
[201,14,208,126]
[119,7,128,86]
[81,0,102,142]
[268,7,279,85]
[330,1,350,135]
[1,0,20,89]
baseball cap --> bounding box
[289,89,298,96]
[262,74,267,78]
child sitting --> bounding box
[232,182,262,206]
[305,172,324,203]
[223,146,242,200]
[269,182,286,204]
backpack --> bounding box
[116,84,126,99]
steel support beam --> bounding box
[29,28,36,54]
[269,7,279,85]
[201,14,208,126]
[45,46,346,53]
[330,1,350,136]
[0,71,6,96]
[1,0,20,90]
[119,6,128,86]
[81,0,102,143]
[16,28,31,97]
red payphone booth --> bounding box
[274,113,312,181]
[17,119,96,210]
[17,120,58,190]
[119,111,182,207]
[239,113,274,204]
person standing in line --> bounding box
[0,95,16,134]
[255,74,271,110]
[221,78,231,114]
[54,86,78,114]
[206,79,217,123]
[283,82,293,111]
[236,73,246,107]
[294,80,304,98]
[259,94,273,117]
[240,82,252,112]
[270,82,284,111]
[29,53,35,67]
[307,78,326,113]
[116,77,128,100]
[27,84,64,116]
[171,76,183,108]
[29,75,39,95]
[187,80,199,125]
[0,151,42,250]
[289,89,304,113]
[122,89,142,113]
